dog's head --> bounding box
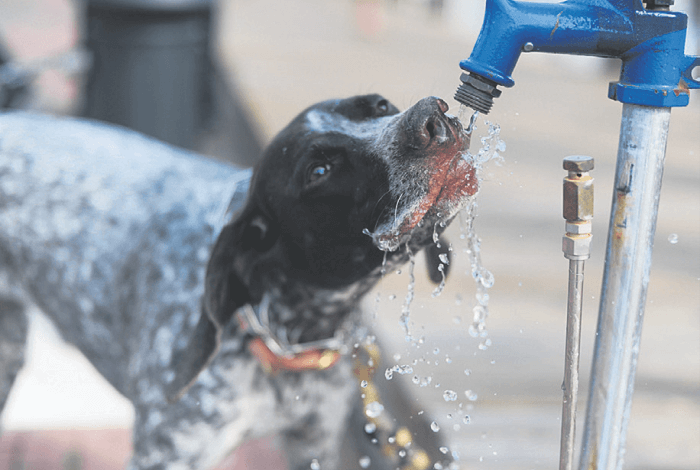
[168,94,477,399]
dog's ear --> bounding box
[425,237,451,284]
[166,208,279,402]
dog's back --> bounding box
[0,112,249,396]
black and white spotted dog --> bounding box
[0,94,477,469]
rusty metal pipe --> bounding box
[579,104,671,470]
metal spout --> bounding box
[455,0,700,113]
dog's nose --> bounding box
[419,98,450,146]
[401,97,456,150]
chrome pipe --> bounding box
[560,156,594,470]
[560,258,585,470]
[579,104,671,470]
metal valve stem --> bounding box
[559,155,594,470]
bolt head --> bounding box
[563,155,594,172]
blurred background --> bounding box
[0,0,698,469]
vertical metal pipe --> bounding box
[560,259,585,470]
[579,104,671,470]
[560,155,593,470]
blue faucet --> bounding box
[455,0,700,113]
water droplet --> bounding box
[360,380,368,388]
[310,459,320,470]
[479,270,495,288]
[393,353,401,361]
[472,305,487,323]
[420,376,432,387]
[463,415,471,424]
[445,356,452,364]
[398,449,406,458]
[433,348,440,355]
[438,253,449,265]
[385,368,394,380]
[364,422,377,434]
[443,390,458,402]
[430,421,440,432]
[464,369,472,376]
[388,294,396,300]
[397,365,413,375]
[365,401,384,418]
[439,446,449,454]
[668,233,679,244]
[412,375,420,385]
[359,456,371,468]
[478,338,492,350]
[465,390,478,401]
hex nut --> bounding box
[563,177,594,221]
[566,221,592,235]
[562,234,591,259]
[459,73,502,98]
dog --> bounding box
[0,94,476,470]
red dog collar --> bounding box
[237,303,342,374]
[248,337,340,374]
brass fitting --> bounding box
[563,156,594,260]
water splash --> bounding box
[432,220,441,247]
[459,104,506,171]
[399,244,416,340]
[459,199,495,345]
[431,263,447,298]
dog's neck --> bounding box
[261,278,374,346]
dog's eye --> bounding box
[308,163,332,183]
[376,100,389,116]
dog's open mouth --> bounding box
[367,112,478,252]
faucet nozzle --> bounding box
[454,73,501,114]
